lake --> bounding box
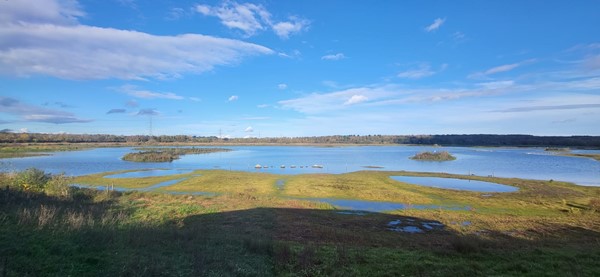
[1,146,599,186]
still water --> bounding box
[390,176,519,192]
[1,146,599,186]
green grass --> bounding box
[3,169,600,276]
[410,151,456,161]
[0,144,91,158]
[122,147,231,162]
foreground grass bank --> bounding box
[2,169,600,276]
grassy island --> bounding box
[410,151,456,161]
[122,147,231,162]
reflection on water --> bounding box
[390,176,519,192]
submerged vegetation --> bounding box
[122,147,231,162]
[2,168,600,275]
[410,151,456,161]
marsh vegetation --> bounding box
[2,167,598,276]
[410,151,456,161]
[122,147,231,162]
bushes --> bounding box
[4,168,71,197]
[13,168,51,192]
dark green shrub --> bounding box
[14,168,50,192]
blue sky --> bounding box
[1,0,599,137]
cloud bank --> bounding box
[0,0,273,80]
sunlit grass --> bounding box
[3,168,600,276]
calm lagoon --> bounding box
[1,146,599,186]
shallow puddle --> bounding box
[71,184,131,192]
[336,211,368,216]
[387,218,445,233]
[390,176,518,192]
[142,178,188,191]
[276,179,285,190]
[304,198,469,212]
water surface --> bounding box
[2,146,599,186]
[390,176,518,192]
[304,198,469,212]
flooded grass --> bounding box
[5,169,596,276]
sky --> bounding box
[1,0,600,138]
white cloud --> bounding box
[0,0,273,80]
[244,126,253,132]
[278,83,288,90]
[0,96,92,124]
[279,86,397,114]
[278,49,302,59]
[196,2,268,37]
[189,97,202,102]
[397,64,436,79]
[344,95,368,105]
[166,7,186,20]
[241,116,270,120]
[583,54,600,70]
[257,104,269,108]
[272,16,310,39]
[476,81,515,90]
[195,1,309,39]
[321,53,346,61]
[424,18,445,32]
[0,0,84,26]
[452,31,466,41]
[484,63,521,75]
[118,85,184,100]
[469,59,536,79]
[228,95,239,102]
[494,104,600,113]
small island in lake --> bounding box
[410,151,456,161]
[122,147,231,162]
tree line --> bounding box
[1,133,599,148]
